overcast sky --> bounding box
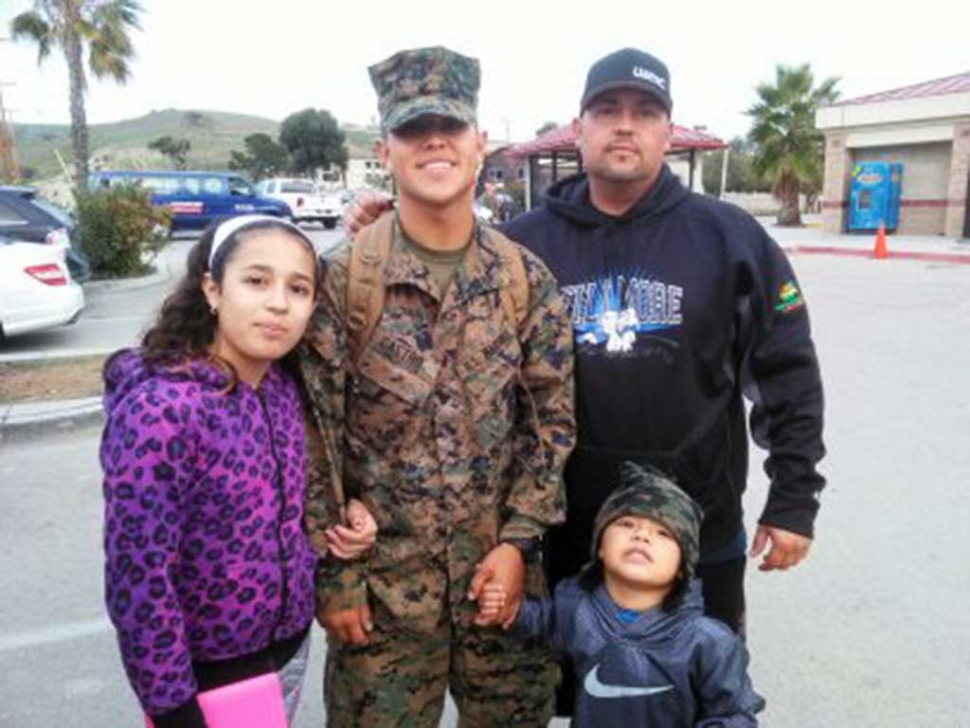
[2,0,968,143]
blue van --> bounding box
[88,171,291,232]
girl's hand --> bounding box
[325,499,377,560]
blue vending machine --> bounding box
[848,161,903,231]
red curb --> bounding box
[785,245,970,265]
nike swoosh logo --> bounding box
[583,664,674,699]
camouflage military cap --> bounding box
[368,46,480,133]
[590,462,703,579]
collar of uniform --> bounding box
[382,217,507,305]
[383,216,444,301]
[450,224,507,305]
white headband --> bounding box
[208,215,313,269]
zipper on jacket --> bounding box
[257,390,289,640]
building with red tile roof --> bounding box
[506,123,724,209]
[816,72,970,238]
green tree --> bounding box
[75,184,170,278]
[148,136,191,170]
[747,64,839,226]
[702,137,772,195]
[227,133,290,180]
[535,121,559,137]
[10,1,143,196]
[279,109,348,177]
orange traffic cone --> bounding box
[873,221,888,259]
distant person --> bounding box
[100,215,376,727]
[478,462,765,727]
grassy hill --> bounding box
[12,109,379,181]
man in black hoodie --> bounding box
[347,44,826,644]
[502,47,826,715]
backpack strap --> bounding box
[483,226,531,335]
[346,211,395,367]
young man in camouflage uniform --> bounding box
[299,46,575,726]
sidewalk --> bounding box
[0,396,103,438]
[762,216,970,264]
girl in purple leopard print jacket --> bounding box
[101,216,376,728]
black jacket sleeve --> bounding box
[741,225,826,538]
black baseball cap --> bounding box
[580,48,672,115]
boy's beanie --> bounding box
[589,462,704,583]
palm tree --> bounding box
[10,0,143,196]
[747,64,839,226]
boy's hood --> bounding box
[594,578,705,642]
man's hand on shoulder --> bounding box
[343,190,394,236]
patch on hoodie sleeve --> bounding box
[774,280,805,313]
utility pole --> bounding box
[719,146,730,199]
[0,38,21,182]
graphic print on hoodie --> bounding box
[539,165,691,364]
[564,268,684,356]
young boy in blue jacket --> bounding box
[479,462,765,726]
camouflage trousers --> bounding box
[324,596,559,727]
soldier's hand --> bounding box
[321,602,374,645]
[343,190,394,236]
[473,583,508,627]
[750,525,812,572]
[468,543,524,630]
[326,499,378,560]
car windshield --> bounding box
[228,178,255,196]
[29,196,74,227]
[281,181,315,193]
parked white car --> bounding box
[0,235,85,339]
[255,178,344,229]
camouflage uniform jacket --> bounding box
[300,225,576,633]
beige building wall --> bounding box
[822,133,851,233]
[945,122,970,238]
[817,85,970,238]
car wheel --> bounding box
[323,219,337,230]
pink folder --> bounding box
[145,672,287,728]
